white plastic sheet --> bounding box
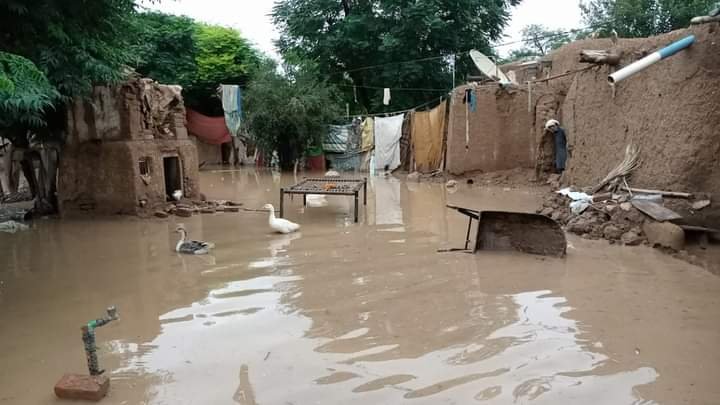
[557,188,593,215]
[374,114,404,171]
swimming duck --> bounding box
[263,204,301,234]
[175,225,215,255]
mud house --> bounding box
[445,24,720,198]
[58,78,200,216]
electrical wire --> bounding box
[326,22,611,78]
[336,84,450,92]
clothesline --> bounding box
[327,22,612,78]
[336,94,449,120]
[336,84,450,92]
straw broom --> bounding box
[591,144,641,194]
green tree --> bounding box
[0,0,139,212]
[580,0,716,38]
[131,12,199,90]
[131,14,260,115]
[273,0,521,114]
[501,24,576,63]
[0,52,60,129]
[188,24,260,114]
[244,60,343,168]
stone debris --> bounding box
[692,199,711,211]
[160,199,243,218]
[175,207,194,218]
[538,185,715,251]
[643,222,685,251]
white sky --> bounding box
[145,0,583,59]
[500,0,583,55]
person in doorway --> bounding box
[545,119,567,173]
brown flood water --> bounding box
[1,169,720,405]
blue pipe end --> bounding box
[658,35,695,59]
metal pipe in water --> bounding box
[82,306,119,376]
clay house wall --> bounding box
[548,25,720,196]
[445,84,537,175]
[446,24,720,198]
[59,78,200,216]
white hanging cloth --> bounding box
[383,88,391,105]
[374,114,404,171]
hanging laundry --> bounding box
[186,108,232,145]
[221,85,243,137]
[360,117,374,151]
[383,88,391,105]
[323,125,351,153]
[463,88,477,112]
[411,102,447,172]
[374,114,404,171]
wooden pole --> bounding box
[621,186,692,198]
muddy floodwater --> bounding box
[1,169,720,404]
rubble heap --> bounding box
[154,199,243,219]
[538,188,715,251]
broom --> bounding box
[590,144,641,194]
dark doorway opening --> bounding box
[163,156,182,201]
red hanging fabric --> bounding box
[186,108,232,145]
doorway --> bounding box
[163,156,182,201]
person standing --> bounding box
[545,119,567,173]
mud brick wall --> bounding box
[446,85,536,175]
[545,25,720,195]
[59,78,200,216]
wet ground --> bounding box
[1,169,720,404]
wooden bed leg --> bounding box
[354,192,359,223]
[363,178,367,205]
[464,217,472,250]
[280,188,285,218]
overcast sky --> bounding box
[145,0,583,58]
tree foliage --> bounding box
[0,0,138,133]
[131,12,198,90]
[580,0,716,38]
[502,25,576,63]
[244,60,343,168]
[188,24,260,113]
[273,0,521,113]
[131,14,260,115]
[0,52,60,129]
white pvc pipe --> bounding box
[608,35,695,84]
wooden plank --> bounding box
[622,186,692,198]
[678,225,720,234]
[631,200,683,221]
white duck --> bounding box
[175,226,215,255]
[263,204,301,234]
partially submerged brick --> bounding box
[54,374,110,401]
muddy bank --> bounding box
[1,170,720,404]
